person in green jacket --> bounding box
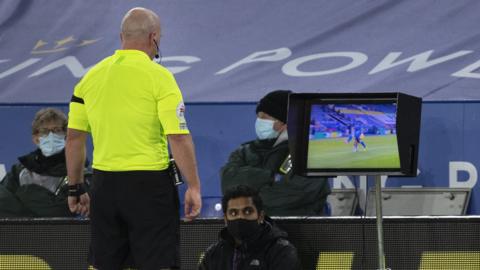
[0,108,88,217]
[221,90,331,216]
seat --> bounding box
[200,196,223,218]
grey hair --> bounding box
[32,108,67,135]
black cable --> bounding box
[153,39,163,63]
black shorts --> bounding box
[89,169,180,270]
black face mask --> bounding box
[227,219,261,241]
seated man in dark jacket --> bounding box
[221,90,331,216]
[199,185,300,270]
[0,108,88,217]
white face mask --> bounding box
[255,118,279,140]
[38,132,65,157]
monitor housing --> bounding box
[288,92,421,177]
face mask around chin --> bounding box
[255,118,279,140]
[226,218,262,241]
[38,132,65,157]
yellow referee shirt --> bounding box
[68,50,189,171]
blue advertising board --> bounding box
[0,103,478,214]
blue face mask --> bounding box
[255,118,279,139]
[38,132,65,157]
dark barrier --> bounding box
[0,217,479,269]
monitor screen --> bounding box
[287,92,421,177]
[307,103,400,169]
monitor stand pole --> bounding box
[374,175,386,270]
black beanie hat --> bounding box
[256,90,293,123]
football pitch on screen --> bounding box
[307,134,400,168]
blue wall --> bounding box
[0,102,479,214]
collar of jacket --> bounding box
[219,217,288,252]
[18,149,67,176]
[249,138,289,150]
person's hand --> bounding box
[68,193,90,217]
[184,187,202,221]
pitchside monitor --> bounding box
[288,93,422,177]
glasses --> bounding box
[37,126,65,136]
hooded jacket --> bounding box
[221,139,330,216]
[198,218,300,270]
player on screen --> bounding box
[345,125,367,152]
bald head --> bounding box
[120,7,161,59]
[121,7,160,40]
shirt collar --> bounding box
[114,49,151,61]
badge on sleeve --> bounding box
[176,101,188,130]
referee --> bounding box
[65,7,202,270]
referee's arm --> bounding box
[168,133,202,221]
[65,128,90,217]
